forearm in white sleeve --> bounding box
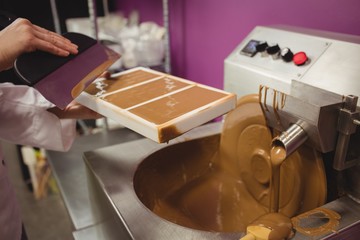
[0,83,76,151]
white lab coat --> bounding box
[0,83,76,240]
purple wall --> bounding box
[116,0,360,89]
[115,0,163,24]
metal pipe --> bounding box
[162,0,171,73]
[272,123,308,157]
[102,0,110,17]
[50,0,61,34]
[333,95,359,170]
[87,0,99,41]
[87,0,111,132]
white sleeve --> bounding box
[0,83,76,151]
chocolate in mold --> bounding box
[84,69,161,96]
[104,77,191,109]
[78,67,237,143]
[129,86,229,125]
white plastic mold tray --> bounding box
[77,67,236,143]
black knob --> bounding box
[280,48,294,62]
[256,41,268,52]
[266,44,280,55]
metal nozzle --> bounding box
[272,124,308,157]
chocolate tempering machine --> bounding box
[225,25,360,239]
[80,25,360,240]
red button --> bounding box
[293,52,308,66]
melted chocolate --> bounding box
[134,94,327,233]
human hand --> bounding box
[48,101,103,120]
[0,18,78,71]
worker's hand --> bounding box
[47,71,111,119]
[47,101,103,120]
[0,18,78,71]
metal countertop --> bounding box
[47,127,143,231]
[83,122,360,240]
[83,122,244,240]
[47,121,360,239]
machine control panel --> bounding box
[224,26,335,97]
[240,39,309,66]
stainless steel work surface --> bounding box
[73,220,126,240]
[83,122,243,240]
[47,127,143,230]
[84,122,360,240]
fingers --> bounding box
[0,18,80,70]
[65,104,103,119]
[48,104,102,119]
[12,18,78,56]
[32,24,71,43]
[32,25,78,56]
[33,37,75,57]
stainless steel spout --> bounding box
[260,81,343,153]
[261,81,360,171]
[272,123,308,157]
